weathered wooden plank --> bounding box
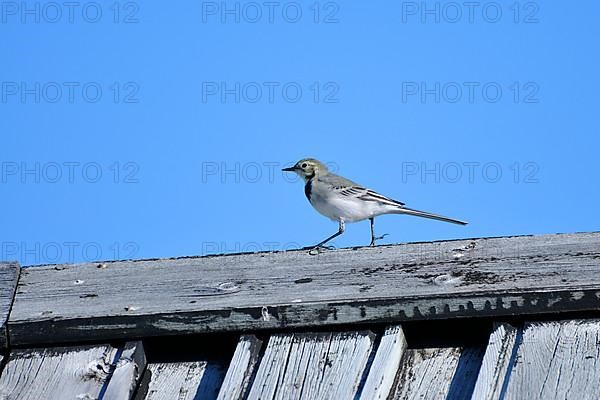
[447,347,486,399]
[389,346,484,399]
[471,323,518,400]
[135,360,227,400]
[392,347,460,398]
[359,325,407,399]
[0,344,121,399]
[8,232,600,345]
[504,320,600,400]
[217,335,262,400]
[246,334,291,399]
[247,331,375,399]
[0,262,19,349]
[103,341,147,399]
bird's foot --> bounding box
[304,244,336,255]
[369,233,389,247]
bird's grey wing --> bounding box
[322,174,405,207]
[319,172,362,188]
[338,187,406,207]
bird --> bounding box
[282,158,467,249]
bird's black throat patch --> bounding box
[304,178,313,201]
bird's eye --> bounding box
[301,163,308,168]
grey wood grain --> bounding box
[247,331,375,399]
[135,360,226,400]
[390,346,484,400]
[0,344,120,399]
[103,341,146,399]
[0,262,19,349]
[8,232,600,345]
[447,347,486,399]
[359,325,407,400]
[217,335,262,400]
[504,320,600,400]
[471,323,518,400]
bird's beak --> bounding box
[282,166,296,172]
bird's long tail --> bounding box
[393,207,468,225]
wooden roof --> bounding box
[0,231,599,399]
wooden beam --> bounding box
[0,342,141,399]
[103,341,146,399]
[217,335,263,400]
[134,360,227,399]
[246,331,375,399]
[388,346,484,399]
[503,320,600,399]
[471,323,518,400]
[359,325,407,399]
[7,232,600,345]
[0,262,19,349]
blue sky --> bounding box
[1,1,599,265]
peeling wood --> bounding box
[0,344,120,399]
[359,326,407,400]
[247,331,375,399]
[135,360,227,400]
[7,232,600,345]
[217,335,262,400]
[389,346,484,399]
[471,323,518,400]
[504,320,600,400]
[0,262,19,349]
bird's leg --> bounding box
[306,220,345,251]
[369,217,388,246]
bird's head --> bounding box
[282,158,328,181]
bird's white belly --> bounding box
[310,193,385,222]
